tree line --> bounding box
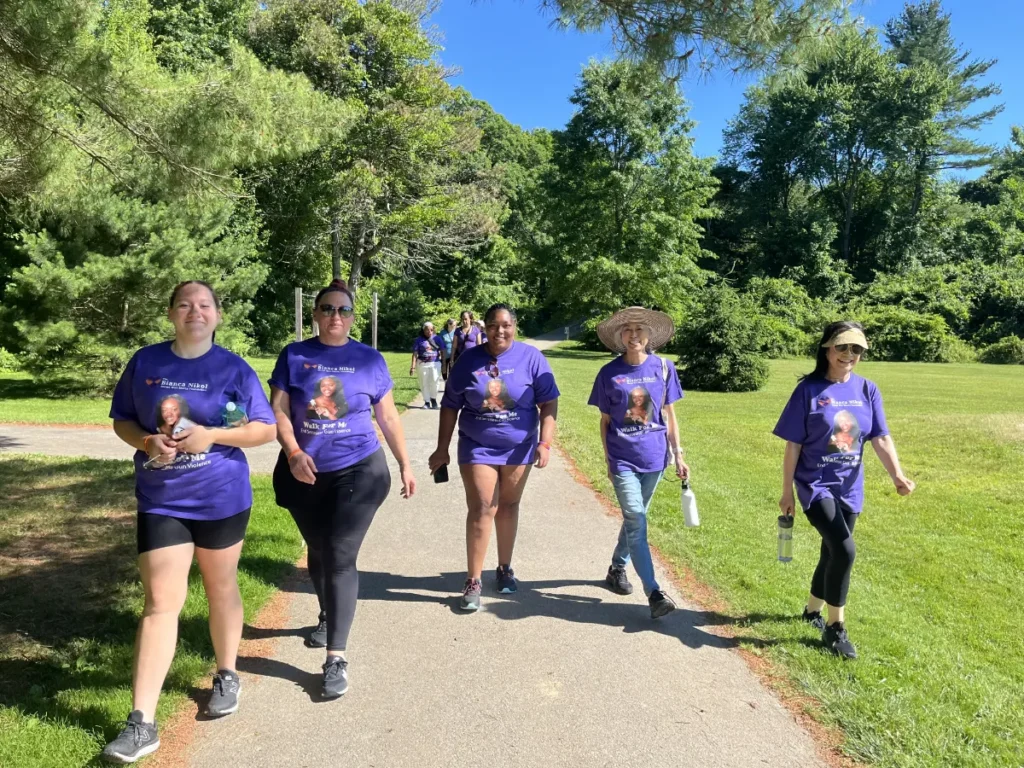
[1,0,1020,392]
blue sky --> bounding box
[430,0,1021,168]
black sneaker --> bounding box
[206,669,241,716]
[822,622,857,659]
[605,565,633,595]
[430,398,439,409]
[802,607,826,631]
[495,564,518,594]
[306,612,328,648]
[322,655,349,699]
[101,710,160,764]
[648,589,676,619]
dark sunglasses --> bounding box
[486,358,500,378]
[834,343,865,355]
[318,303,354,318]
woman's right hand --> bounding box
[428,448,450,475]
[145,433,178,463]
[779,491,795,518]
[289,451,318,485]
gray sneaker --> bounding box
[322,655,349,699]
[460,578,482,611]
[206,669,241,716]
[101,710,160,764]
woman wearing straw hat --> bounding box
[588,307,689,619]
[774,321,914,659]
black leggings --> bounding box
[804,495,859,607]
[274,449,391,651]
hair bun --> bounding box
[329,278,348,290]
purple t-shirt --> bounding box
[109,342,275,520]
[269,338,392,473]
[588,354,684,474]
[453,325,482,357]
[441,341,560,465]
[773,374,889,513]
[413,335,445,363]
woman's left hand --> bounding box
[675,455,690,481]
[399,465,417,499]
[894,475,915,496]
[535,444,551,469]
[173,425,215,454]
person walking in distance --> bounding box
[410,321,444,409]
[269,279,417,698]
[589,307,689,618]
[429,304,560,611]
[103,281,277,764]
[774,321,915,659]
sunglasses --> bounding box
[486,358,500,378]
[834,344,865,355]
[318,303,354,318]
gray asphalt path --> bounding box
[185,368,825,768]
[0,424,282,473]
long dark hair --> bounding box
[801,320,866,381]
[314,278,355,307]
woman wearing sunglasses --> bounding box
[774,321,915,660]
[269,279,417,699]
[428,303,560,611]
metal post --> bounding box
[372,292,379,349]
[294,287,303,342]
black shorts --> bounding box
[137,508,251,554]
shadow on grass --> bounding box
[0,375,100,400]
[0,456,302,750]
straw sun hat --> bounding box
[596,307,676,353]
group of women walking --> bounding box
[101,279,913,764]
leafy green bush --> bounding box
[979,336,1024,364]
[355,274,477,352]
[0,347,19,372]
[858,307,962,363]
[673,285,769,392]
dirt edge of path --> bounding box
[553,442,862,768]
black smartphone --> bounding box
[433,464,449,483]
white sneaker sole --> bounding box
[207,687,240,716]
[104,740,160,764]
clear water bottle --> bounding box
[777,515,794,562]
[221,401,248,428]
[681,480,700,527]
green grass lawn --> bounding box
[547,344,1024,768]
[0,455,304,767]
[0,351,419,425]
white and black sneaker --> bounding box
[322,655,349,699]
[206,669,241,716]
[101,710,159,764]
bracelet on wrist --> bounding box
[287,447,303,460]
[143,434,155,451]
[538,441,552,450]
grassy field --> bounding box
[547,345,1024,768]
[0,455,304,767]
[0,351,420,425]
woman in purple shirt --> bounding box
[270,279,417,699]
[451,310,483,362]
[428,303,560,611]
[774,321,915,660]
[589,307,690,619]
[104,281,277,764]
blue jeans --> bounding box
[610,470,662,596]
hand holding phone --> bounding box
[433,463,449,483]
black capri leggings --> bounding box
[274,448,391,651]
[804,495,859,607]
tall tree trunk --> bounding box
[910,151,929,220]
[841,190,854,263]
[331,210,342,281]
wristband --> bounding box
[287,447,303,460]
[538,441,551,450]
[143,434,156,451]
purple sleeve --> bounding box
[440,356,469,410]
[665,359,684,405]
[531,349,560,404]
[371,353,394,405]
[866,382,889,440]
[587,369,608,412]
[109,352,139,421]
[238,362,275,424]
[268,347,290,392]
[773,383,807,443]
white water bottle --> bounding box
[681,480,700,527]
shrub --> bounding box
[0,347,19,372]
[673,285,770,392]
[858,307,961,363]
[979,336,1024,365]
